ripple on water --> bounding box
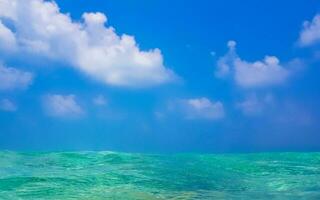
[0,152,320,199]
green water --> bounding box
[0,151,320,199]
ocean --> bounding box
[0,151,319,199]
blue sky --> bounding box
[0,0,320,153]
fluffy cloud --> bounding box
[0,99,17,112]
[216,41,289,88]
[0,21,16,52]
[234,56,289,88]
[299,14,320,47]
[0,0,175,88]
[176,98,225,120]
[0,64,33,91]
[43,94,84,117]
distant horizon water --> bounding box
[0,151,319,199]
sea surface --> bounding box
[0,151,319,199]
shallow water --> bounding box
[0,151,320,199]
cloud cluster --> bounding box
[0,64,33,91]
[43,94,84,118]
[216,41,290,88]
[299,14,320,47]
[176,98,225,120]
[0,0,175,88]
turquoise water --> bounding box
[0,151,320,199]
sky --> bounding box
[0,0,320,153]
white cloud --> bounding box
[43,94,84,118]
[0,64,33,91]
[177,98,225,120]
[215,40,237,78]
[234,56,289,88]
[236,94,274,116]
[0,99,17,112]
[216,41,289,88]
[299,14,320,47]
[93,95,107,106]
[0,20,16,52]
[0,0,176,88]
